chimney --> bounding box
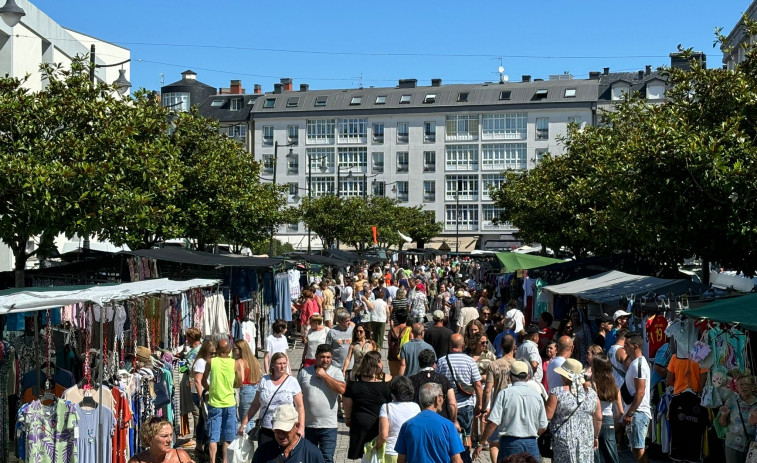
[637,70,644,80]
[645,65,652,75]
[300,83,309,92]
[398,79,417,88]
[273,83,283,94]
[280,78,293,92]
[254,84,262,94]
[522,75,531,83]
[181,70,197,80]
[670,51,707,71]
[230,80,242,94]
[603,67,610,75]
[431,78,442,87]
[589,71,600,80]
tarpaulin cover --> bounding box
[495,252,563,272]
[542,270,689,305]
[120,247,283,268]
[0,278,220,314]
[682,294,757,331]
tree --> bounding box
[298,194,350,249]
[399,206,443,250]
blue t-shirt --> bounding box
[604,328,618,352]
[395,410,464,462]
[253,436,325,463]
[493,330,516,357]
[651,343,672,386]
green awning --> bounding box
[495,252,564,272]
[682,294,757,331]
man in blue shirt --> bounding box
[398,323,435,376]
[252,404,324,463]
[395,382,464,463]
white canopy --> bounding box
[0,278,220,314]
[542,270,688,305]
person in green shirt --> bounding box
[202,339,239,463]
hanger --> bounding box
[79,388,98,409]
[40,380,55,404]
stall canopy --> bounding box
[542,270,692,305]
[682,294,757,331]
[495,252,563,272]
[0,278,220,314]
[120,247,282,268]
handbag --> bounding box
[621,358,643,405]
[537,399,582,458]
[249,375,289,441]
[153,379,171,408]
[446,354,475,396]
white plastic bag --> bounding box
[228,435,253,463]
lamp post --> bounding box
[455,179,461,254]
[269,141,295,257]
[89,44,132,94]
[0,0,25,27]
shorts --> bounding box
[626,412,650,450]
[323,309,334,323]
[206,405,237,443]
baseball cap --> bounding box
[510,360,529,378]
[596,313,613,324]
[271,404,298,432]
[455,290,465,298]
[524,324,545,336]
[613,310,631,322]
[432,310,445,321]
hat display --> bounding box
[272,404,298,431]
[136,346,151,363]
[613,310,631,322]
[524,324,545,336]
[510,360,529,378]
[432,310,445,321]
[554,358,584,381]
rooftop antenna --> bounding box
[497,58,508,84]
[358,73,363,90]
[160,73,164,86]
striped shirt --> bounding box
[436,352,481,407]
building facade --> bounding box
[722,0,757,70]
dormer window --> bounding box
[230,98,243,111]
[534,89,548,100]
[611,82,631,100]
[646,82,665,100]
[314,96,328,107]
[287,97,300,107]
[350,96,362,105]
[263,98,276,108]
[457,92,469,102]
[423,94,436,104]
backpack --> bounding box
[388,324,410,361]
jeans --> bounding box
[457,405,474,439]
[305,427,338,463]
[625,412,650,450]
[595,416,619,463]
[498,436,540,462]
[238,384,258,432]
[344,301,354,313]
[192,393,206,446]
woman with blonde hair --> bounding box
[590,354,622,463]
[719,373,757,463]
[128,417,195,463]
[233,339,263,432]
[584,344,605,381]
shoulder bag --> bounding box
[446,354,475,396]
[537,394,582,458]
[249,375,290,441]
[621,358,643,404]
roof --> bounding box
[682,294,757,330]
[197,94,257,123]
[163,74,217,90]
[495,252,564,272]
[120,248,282,268]
[598,71,666,102]
[250,79,599,116]
[542,270,695,306]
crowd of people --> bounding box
[134,258,755,463]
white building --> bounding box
[722,0,757,70]
[0,0,131,271]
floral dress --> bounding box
[549,386,597,463]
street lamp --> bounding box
[0,0,25,27]
[291,150,329,254]
[268,141,295,257]
[456,179,461,253]
[372,179,398,199]
[89,44,132,95]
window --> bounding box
[373,181,386,196]
[564,88,577,98]
[263,126,274,146]
[499,91,511,100]
[288,182,298,202]
[373,123,384,144]
[231,98,243,111]
[423,94,436,104]
[337,118,368,143]
[372,152,384,173]
[457,92,469,102]
[399,94,412,104]
[423,181,435,202]
[375,95,387,104]
[397,122,409,143]
[481,174,505,200]
[647,83,665,100]
[306,147,335,173]
[162,92,190,112]
[396,151,409,173]
[263,98,276,108]
[314,96,328,107]
[210,99,224,107]
[445,115,478,141]
[338,147,368,172]
[423,151,436,172]
[534,148,549,164]
[286,97,300,107]
[287,154,298,175]
[286,223,299,232]
[482,113,527,140]
[262,154,274,174]
[535,118,549,140]
[481,143,526,171]
[339,177,364,197]
[611,83,630,100]
[482,204,510,230]
[534,89,548,100]
[445,204,478,231]
[306,119,335,144]
[396,181,409,202]
[350,96,362,105]
[445,175,479,201]
[287,125,299,145]
[424,121,436,143]
[228,124,246,139]
[567,116,582,128]
[445,144,478,171]
[311,176,335,197]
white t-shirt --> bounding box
[266,334,291,373]
[623,356,651,419]
[515,340,543,383]
[258,375,302,429]
[379,401,422,455]
[305,327,330,360]
[505,308,525,333]
[192,358,208,393]
[342,286,354,302]
[371,299,388,323]
[546,356,566,391]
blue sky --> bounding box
[30,1,752,93]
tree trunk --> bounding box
[14,248,28,288]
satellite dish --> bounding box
[502,75,509,82]
[498,66,505,73]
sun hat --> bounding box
[554,358,584,382]
[271,404,298,431]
